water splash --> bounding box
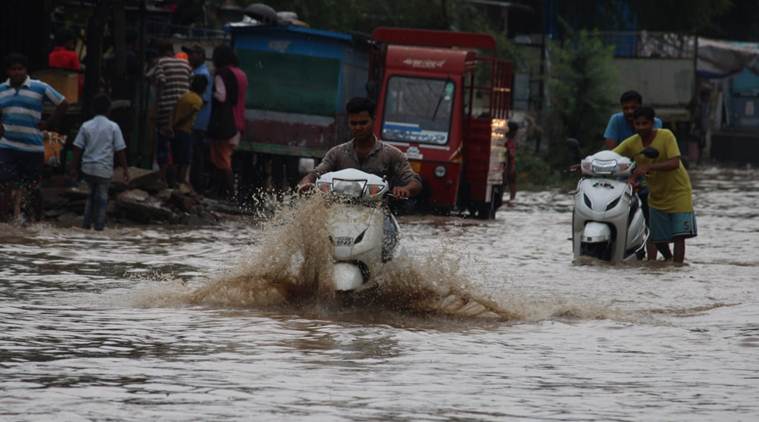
[187,194,517,320]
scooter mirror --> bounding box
[640,147,659,159]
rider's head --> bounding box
[346,97,375,141]
[620,90,643,122]
[632,106,656,136]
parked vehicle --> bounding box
[572,148,658,262]
[229,25,513,218]
[229,24,371,189]
[315,168,399,292]
[370,27,513,219]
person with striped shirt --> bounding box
[0,53,69,222]
[146,41,191,185]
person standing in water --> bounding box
[604,90,663,258]
[70,94,129,231]
[613,107,696,263]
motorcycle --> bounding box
[314,168,399,292]
[571,146,659,262]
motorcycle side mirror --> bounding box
[640,147,659,159]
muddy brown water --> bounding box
[1,166,758,421]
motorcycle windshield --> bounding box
[381,76,454,145]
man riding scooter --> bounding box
[297,97,422,290]
[297,97,422,198]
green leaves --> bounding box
[547,30,617,155]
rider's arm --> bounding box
[298,146,339,187]
[390,152,423,198]
[612,136,635,158]
[396,178,422,197]
[633,157,679,178]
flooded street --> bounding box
[1,167,758,421]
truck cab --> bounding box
[371,27,512,218]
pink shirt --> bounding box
[213,66,248,133]
[229,66,248,133]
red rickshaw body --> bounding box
[371,27,512,217]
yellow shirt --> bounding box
[613,129,693,213]
[172,91,203,134]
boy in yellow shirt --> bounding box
[170,75,207,187]
[613,107,696,263]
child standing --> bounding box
[70,94,129,230]
[170,75,207,187]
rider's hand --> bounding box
[632,163,650,178]
[297,183,314,194]
[391,186,411,199]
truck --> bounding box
[230,24,371,189]
[230,25,513,218]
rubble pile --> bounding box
[40,167,247,227]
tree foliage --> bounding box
[547,29,617,157]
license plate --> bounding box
[410,160,422,173]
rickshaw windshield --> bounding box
[381,76,454,145]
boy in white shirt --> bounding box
[69,94,129,230]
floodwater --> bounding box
[1,167,758,421]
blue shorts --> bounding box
[649,208,697,242]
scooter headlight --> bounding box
[591,159,617,175]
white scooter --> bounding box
[571,147,658,262]
[315,169,399,292]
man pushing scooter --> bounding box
[613,107,697,263]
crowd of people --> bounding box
[145,41,248,200]
[0,41,248,230]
